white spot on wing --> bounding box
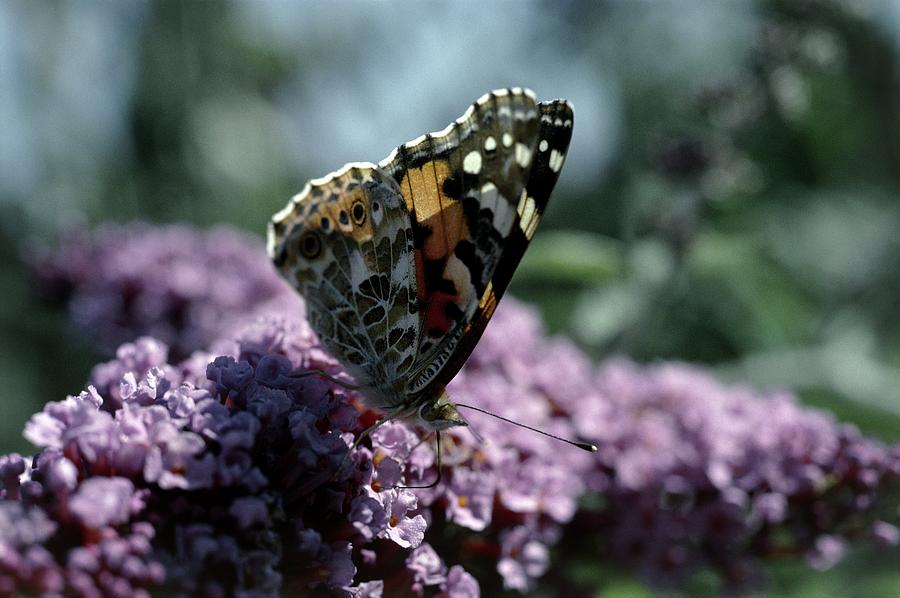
[463,151,482,175]
[484,136,497,152]
[517,192,534,220]
[481,182,499,218]
[517,193,538,239]
[266,225,279,257]
[549,149,565,173]
[489,186,515,233]
[502,133,513,147]
[515,143,532,168]
[539,139,549,152]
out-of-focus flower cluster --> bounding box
[574,359,900,587]
[27,223,297,360]
[5,222,899,596]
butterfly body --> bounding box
[268,88,573,431]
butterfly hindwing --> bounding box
[268,164,419,411]
[378,89,572,396]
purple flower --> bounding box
[69,477,139,529]
[11,323,370,594]
[0,502,57,548]
[229,496,269,529]
[872,521,900,546]
[807,535,846,571]
[348,579,385,597]
[28,223,298,360]
[0,454,26,500]
[349,494,388,541]
[407,542,447,590]
[497,527,549,592]
[445,469,494,532]
[90,337,174,409]
[440,565,480,598]
[379,489,427,549]
[0,494,164,597]
[372,422,434,478]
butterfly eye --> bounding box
[298,231,321,259]
[351,201,367,225]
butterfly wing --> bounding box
[379,88,574,396]
[268,163,419,411]
[430,98,575,388]
[269,88,573,413]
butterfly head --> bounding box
[417,389,468,431]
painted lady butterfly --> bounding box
[268,88,574,439]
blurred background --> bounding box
[2,0,900,594]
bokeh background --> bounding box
[2,0,900,594]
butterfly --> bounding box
[268,87,573,441]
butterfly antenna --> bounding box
[454,403,597,452]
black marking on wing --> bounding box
[425,98,574,391]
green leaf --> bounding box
[516,230,622,285]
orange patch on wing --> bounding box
[399,159,452,217]
[400,159,465,260]
[403,159,475,336]
[478,283,498,320]
[421,203,464,261]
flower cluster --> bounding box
[8,221,900,596]
[27,223,296,360]
[570,358,900,588]
[5,319,484,596]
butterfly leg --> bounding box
[333,415,393,480]
[350,416,392,452]
[398,431,434,463]
[395,430,442,490]
[289,368,359,390]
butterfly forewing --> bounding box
[413,97,574,393]
[487,98,574,302]
[379,89,546,394]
